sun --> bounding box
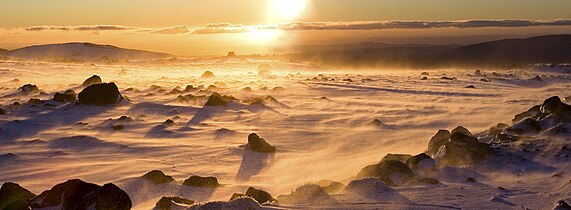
[268,0,308,21]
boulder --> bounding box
[427,130,451,157]
[232,187,276,204]
[248,133,276,153]
[541,96,571,122]
[155,196,195,210]
[30,179,131,210]
[78,83,122,106]
[405,153,435,171]
[142,170,175,184]
[355,160,412,186]
[434,132,494,166]
[0,182,36,210]
[182,176,220,188]
[504,118,541,136]
[380,153,412,162]
[451,126,473,136]
[82,75,103,87]
[200,71,215,78]
[27,98,42,104]
[0,108,6,115]
[19,84,39,93]
[53,90,77,102]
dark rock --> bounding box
[481,78,491,82]
[230,193,245,201]
[427,130,451,156]
[248,133,276,153]
[505,118,541,135]
[541,96,571,122]
[554,200,571,210]
[355,160,413,186]
[82,75,103,87]
[155,196,195,210]
[19,84,39,93]
[0,108,6,115]
[451,126,473,136]
[238,187,276,204]
[531,75,543,82]
[200,71,215,78]
[27,98,42,104]
[30,179,131,210]
[0,182,36,210]
[183,176,220,188]
[142,170,175,184]
[420,72,430,76]
[53,90,77,102]
[440,76,456,80]
[465,85,476,88]
[380,153,413,162]
[78,83,122,106]
[204,92,229,106]
[111,125,125,130]
[227,51,236,57]
[163,119,175,127]
[405,153,435,170]
[435,132,494,166]
[465,177,476,182]
[421,76,428,80]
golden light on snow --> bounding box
[267,0,308,21]
[246,27,284,44]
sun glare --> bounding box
[268,0,308,21]
[247,27,283,44]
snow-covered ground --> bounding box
[0,59,570,209]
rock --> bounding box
[155,196,195,210]
[247,133,276,153]
[183,176,220,188]
[465,177,476,182]
[204,92,229,106]
[238,187,276,204]
[440,76,456,80]
[227,51,236,57]
[487,123,510,136]
[19,84,39,93]
[30,179,131,210]
[451,126,473,136]
[27,98,42,104]
[504,118,541,135]
[82,75,103,87]
[53,90,77,102]
[420,72,430,76]
[421,76,428,80]
[554,200,571,210]
[481,78,491,82]
[474,70,483,76]
[188,197,262,210]
[201,71,215,78]
[0,182,36,210]
[541,96,571,122]
[163,119,175,127]
[465,85,476,88]
[355,160,412,186]
[0,108,6,115]
[531,75,543,82]
[380,153,413,162]
[230,193,245,201]
[78,83,122,106]
[427,130,451,157]
[405,153,435,171]
[316,180,346,194]
[434,132,494,166]
[111,125,125,130]
[276,184,335,206]
[142,170,175,184]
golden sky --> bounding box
[1,0,571,55]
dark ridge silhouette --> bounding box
[286,34,571,69]
[4,42,173,62]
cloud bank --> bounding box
[8,19,571,35]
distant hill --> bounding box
[5,42,173,62]
[286,34,571,69]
